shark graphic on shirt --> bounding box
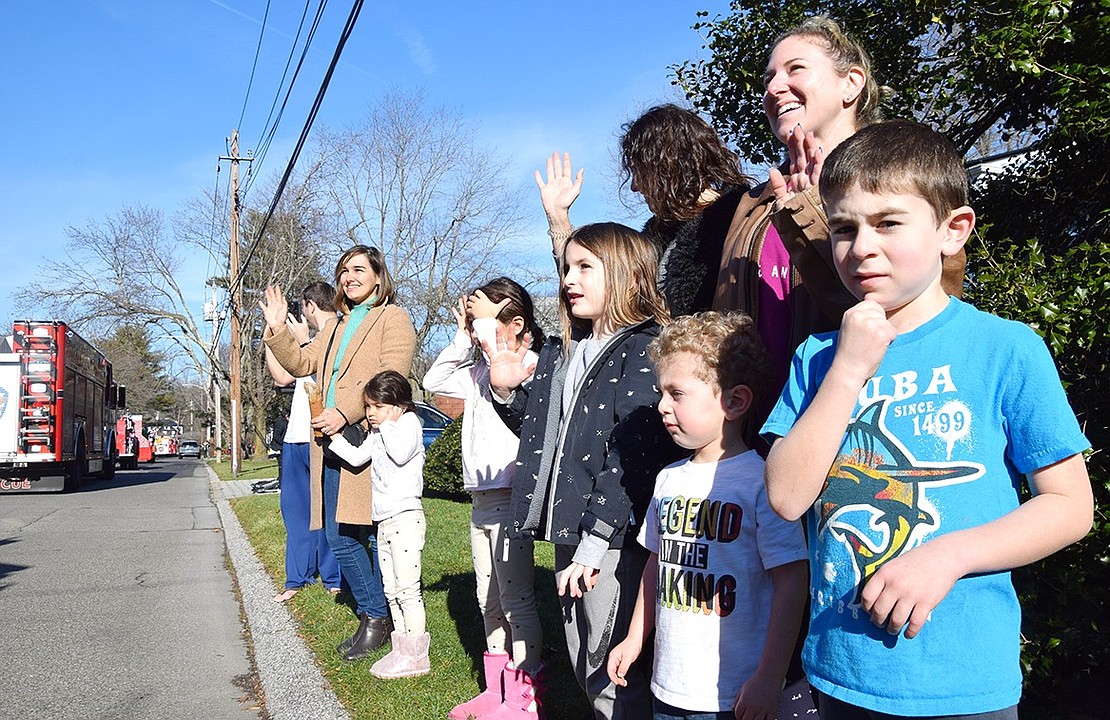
[818,399,983,605]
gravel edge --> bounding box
[209,468,350,720]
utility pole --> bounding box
[204,280,223,463]
[219,130,252,477]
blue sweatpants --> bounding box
[280,442,340,590]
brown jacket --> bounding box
[713,181,966,348]
[264,303,416,529]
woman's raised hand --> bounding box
[535,151,583,235]
[259,285,289,334]
[770,125,824,208]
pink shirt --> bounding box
[756,223,793,430]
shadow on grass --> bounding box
[434,565,591,719]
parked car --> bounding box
[413,402,452,450]
[178,440,202,459]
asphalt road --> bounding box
[0,459,261,719]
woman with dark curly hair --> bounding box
[537,104,752,316]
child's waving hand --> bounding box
[466,288,510,320]
[484,327,536,400]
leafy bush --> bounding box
[966,223,1109,716]
[423,413,465,496]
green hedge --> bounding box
[423,413,465,496]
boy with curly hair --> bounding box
[607,311,809,719]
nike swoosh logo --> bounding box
[585,592,620,669]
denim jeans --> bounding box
[653,698,734,720]
[322,460,387,618]
[815,691,1018,720]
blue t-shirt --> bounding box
[761,298,1089,716]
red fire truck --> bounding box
[150,422,182,457]
[115,414,155,470]
[0,321,121,492]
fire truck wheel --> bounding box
[64,442,86,493]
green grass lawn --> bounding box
[231,493,591,720]
[208,457,280,482]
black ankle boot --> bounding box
[337,612,370,655]
[342,615,392,661]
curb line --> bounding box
[209,468,350,720]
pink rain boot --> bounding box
[447,651,508,719]
[483,662,544,720]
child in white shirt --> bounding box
[423,277,546,720]
[607,312,808,718]
[327,369,428,679]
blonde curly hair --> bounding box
[648,311,772,405]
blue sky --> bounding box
[0,0,733,335]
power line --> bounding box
[232,0,365,297]
[243,0,317,195]
[236,0,273,132]
[243,0,328,199]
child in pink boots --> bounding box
[328,370,430,679]
[423,279,546,718]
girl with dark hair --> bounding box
[327,370,428,679]
[537,103,752,316]
[260,245,416,663]
[488,224,684,720]
[424,276,546,720]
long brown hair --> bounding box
[559,222,671,349]
[620,104,751,222]
[332,245,396,314]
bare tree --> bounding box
[13,90,539,450]
[312,89,532,377]
[235,187,333,452]
[13,205,215,380]
[13,177,333,454]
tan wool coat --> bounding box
[264,303,416,529]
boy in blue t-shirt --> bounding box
[761,119,1093,719]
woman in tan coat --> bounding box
[714,16,965,427]
[261,245,416,660]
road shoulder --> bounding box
[210,468,350,720]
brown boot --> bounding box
[343,615,393,661]
[336,612,370,655]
